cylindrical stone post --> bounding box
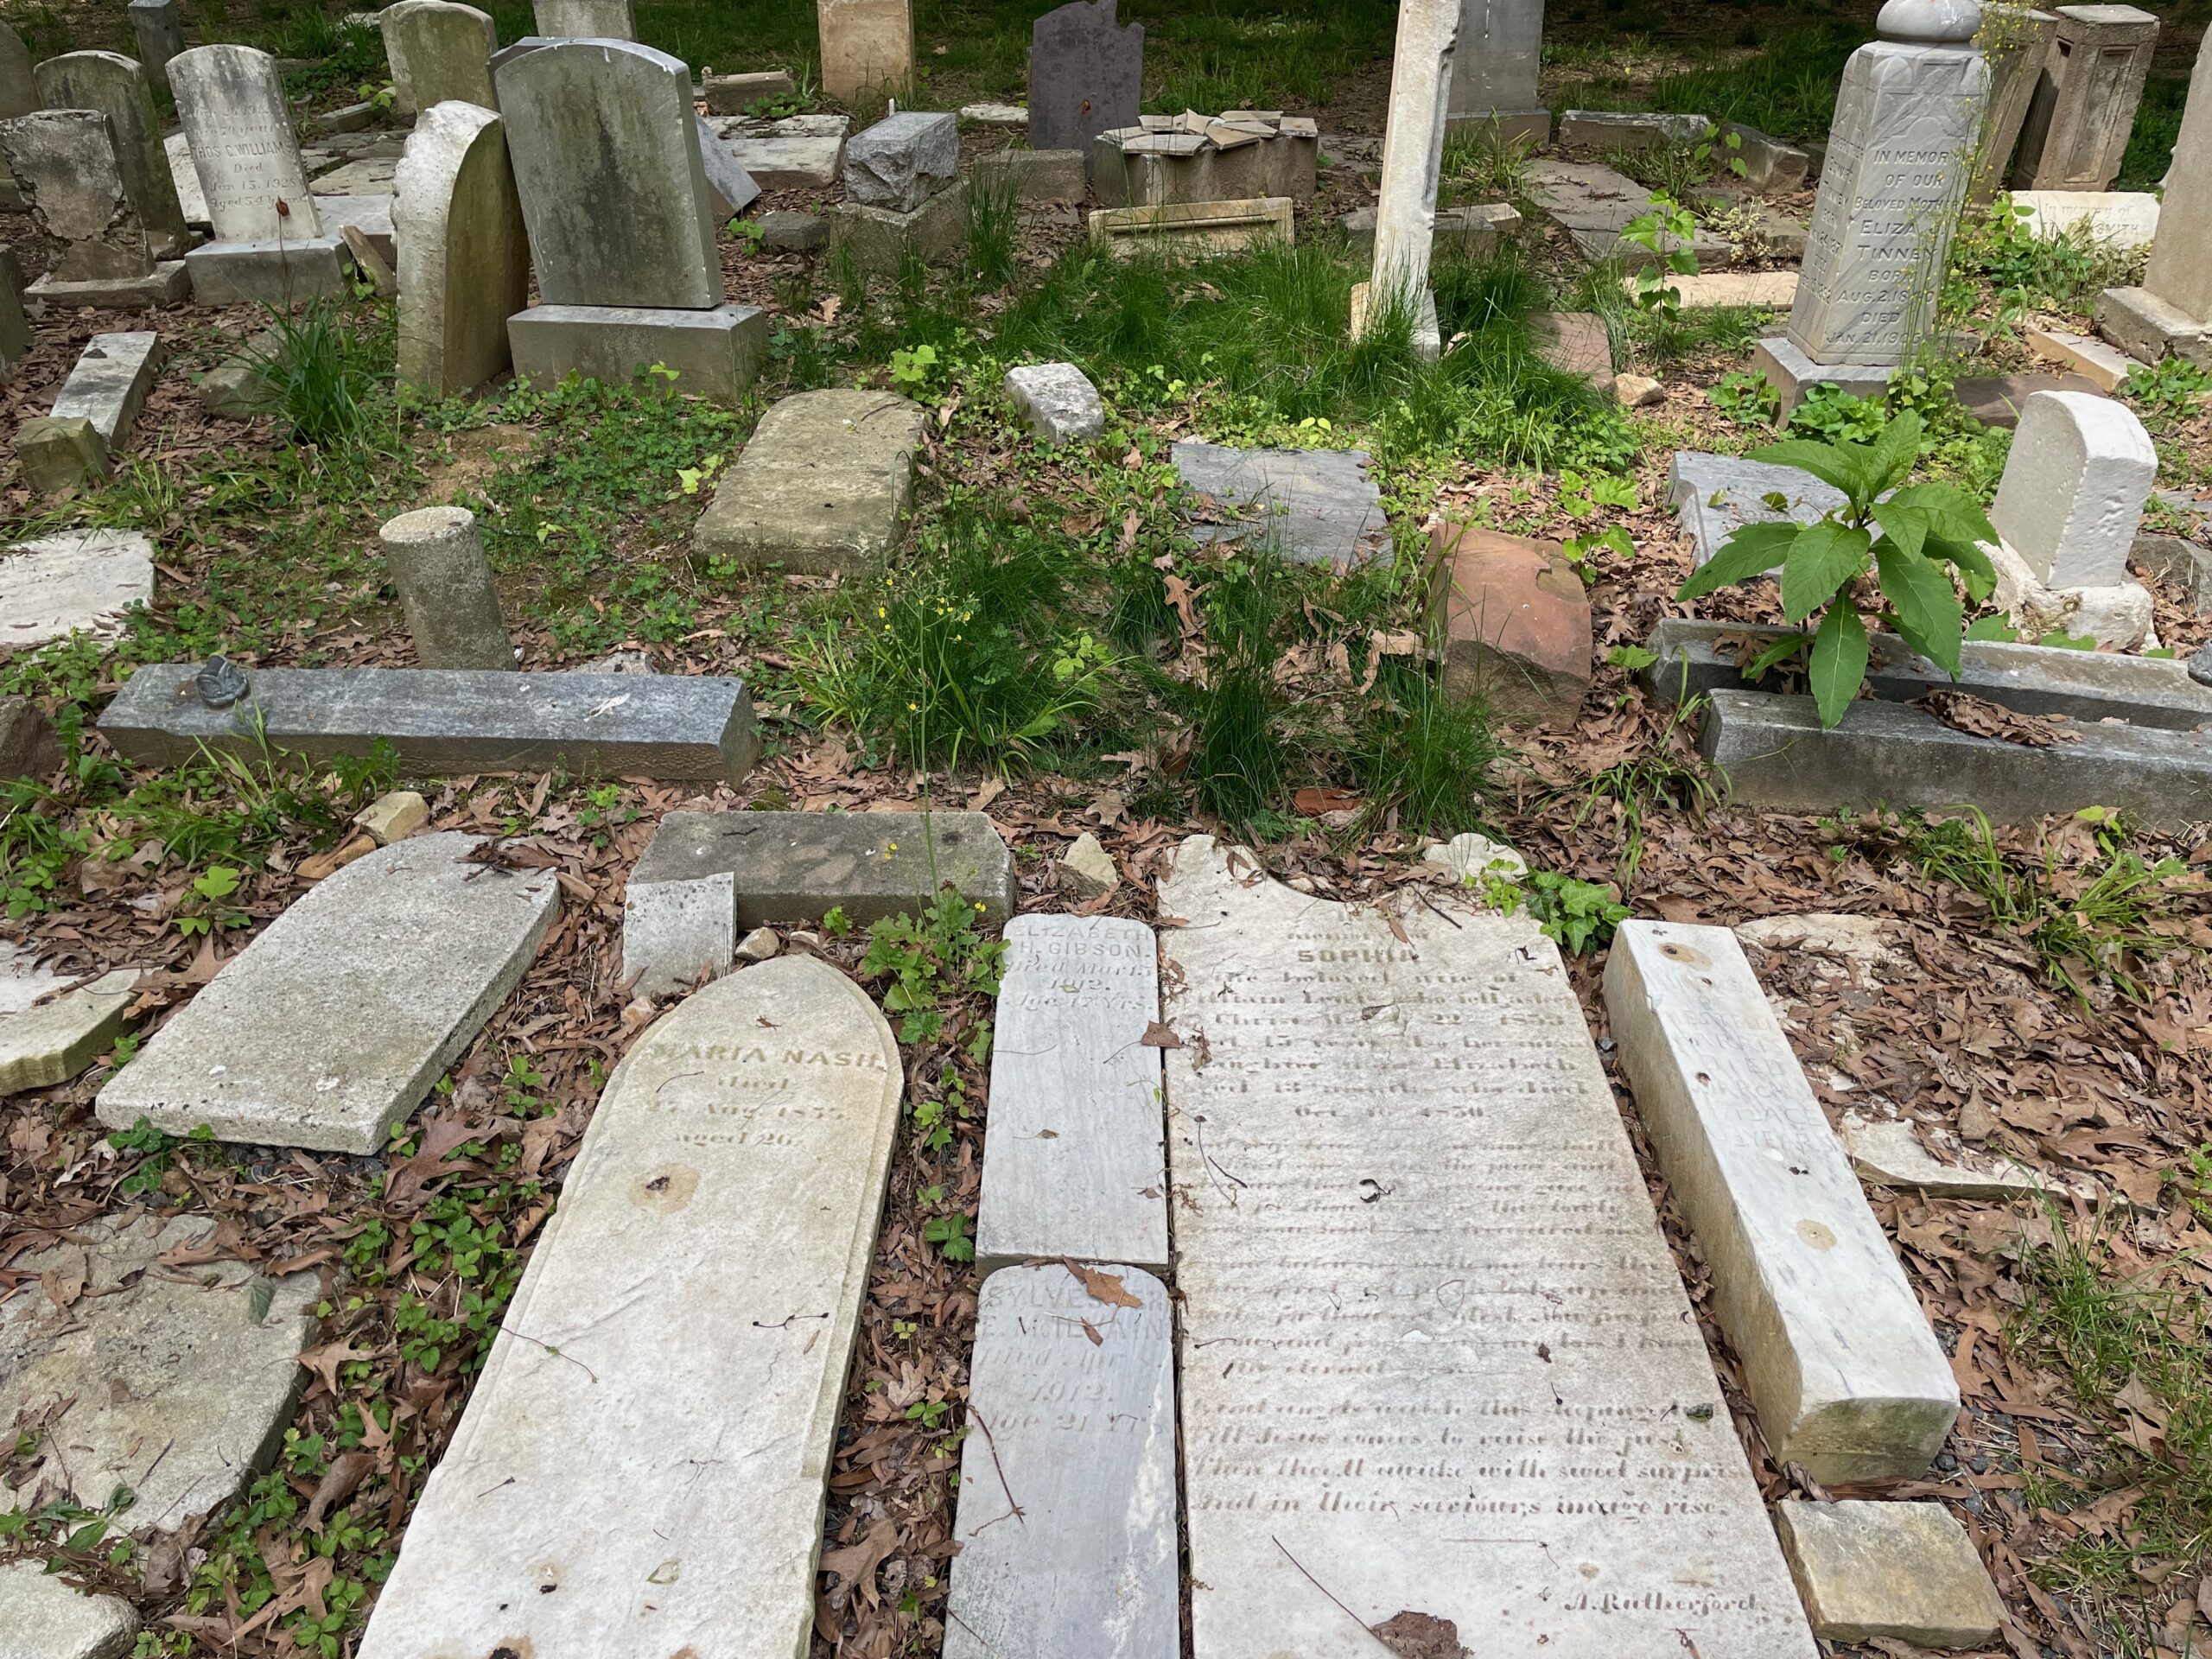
[378,505,514,671]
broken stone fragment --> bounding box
[1058,830,1118,898]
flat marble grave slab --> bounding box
[1156,834,1818,1659]
[356,957,902,1659]
[944,1261,1179,1659]
[1668,450,1847,568]
[96,833,560,1152]
[975,914,1166,1275]
[1172,440,1388,569]
[99,663,760,783]
[1,530,155,651]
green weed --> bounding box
[861,883,1008,1045]
[1352,660,1501,841]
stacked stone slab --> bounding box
[382,0,500,114]
[395,99,530,395]
[2,108,188,308]
[1091,111,1319,206]
[357,958,901,1659]
[819,0,912,103]
[2099,31,2212,365]
[17,332,163,494]
[173,45,353,304]
[1450,0,1550,143]
[1757,5,1987,416]
[833,108,969,270]
[1028,0,1142,173]
[497,39,766,403]
[35,51,191,260]
[1352,0,1458,359]
[2012,3,2157,191]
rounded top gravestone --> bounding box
[168,44,321,242]
[381,0,499,115]
[33,49,190,255]
[492,37,721,309]
[1878,0,1981,41]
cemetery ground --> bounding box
[8,4,2212,1659]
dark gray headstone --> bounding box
[99,664,759,782]
[1028,0,1141,169]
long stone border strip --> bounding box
[944,1261,1179,1658]
[1643,616,2212,729]
[1158,834,1817,1658]
[356,957,902,1659]
[96,833,559,1152]
[1605,920,1959,1482]
[99,664,760,783]
[1698,686,2212,827]
[975,915,1166,1275]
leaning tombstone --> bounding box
[498,39,767,401]
[0,20,31,120]
[1351,0,1457,360]
[2099,31,2212,364]
[0,111,188,307]
[1449,0,1551,145]
[395,99,530,395]
[171,45,351,305]
[2012,3,2157,192]
[1028,0,1142,175]
[532,0,635,38]
[34,50,192,258]
[1970,3,2061,203]
[1753,1,1988,417]
[128,0,186,93]
[379,506,514,670]
[819,0,913,103]
[382,0,499,115]
[354,957,901,1659]
[16,331,163,494]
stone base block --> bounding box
[1446,105,1551,147]
[17,416,111,495]
[186,236,352,308]
[830,179,970,271]
[1752,336,1896,420]
[971,147,1086,203]
[2094,284,2209,367]
[28,261,190,310]
[1350,281,1440,361]
[508,302,769,405]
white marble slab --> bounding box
[1157,836,1817,1658]
[356,956,902,1659]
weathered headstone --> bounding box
[1990,389,2155,588]
[497,39,766,402]
[1972,3,2063,203]
[1449,0,1550,143]
[97,833,559,1151]
[395,99,529,395]
[354,957,901,1659]
[707,111,849,188]
[2099,31,2212,364]
[1003,360,1104,443]
[1173,440,1388,568]
[532,0,635,38]
[1087,195,1295,258]
[2012,3,2157,191]
[380,505,514,669]
[1028,0,1142,169]
[1428,519,1591,725]
[101,664,761,783]
[943,1262,1179,1658]
[703,67,797,113]
[1603,920,1960,1481]
[844,109,957,210]
[622,808,1013,996]
[818,0,912,103]
[1353,0,1457,359]
[0,1560,138,1659]
[0,530,154,650]
[0,20,32,119]
[1557,108,1711,151]
[0,1213,319,1529]
[0,962,137,1095]
[129,0,186,93]
[34,51,191,257]
[976,916,1166,1275]
[1762,7,1987,415]
[18,331,164,495]
[0,111,160,287]
[1773,1501,2004,1648]
[1524,157,1729,267]
[2013,188,2158,249]
[173,46,353,303]
[1158,836,1820,1657]
[693,389,928,571]
[1669,450,1847,567]
[382,0,499,114]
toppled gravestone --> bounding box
[1,1214,319,1532]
